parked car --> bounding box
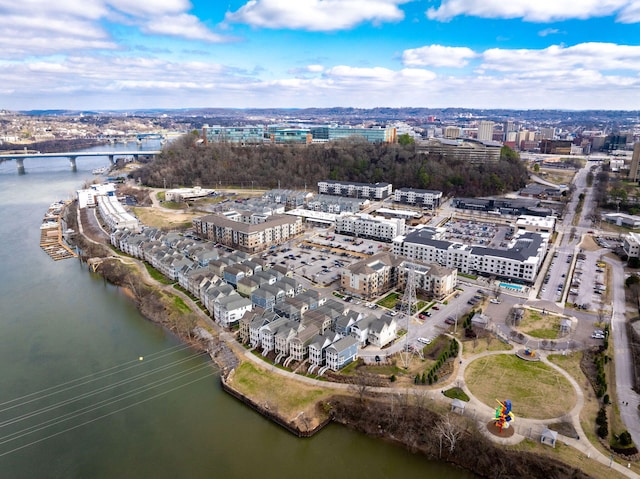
[417,337,432,345]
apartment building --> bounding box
[335,213,405,242]
[340,252,456,299]
[393,227,547,283]
[393,188,443,209]
[192,213,303,253]
[317,180,392,200]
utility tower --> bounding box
[399,263,418,369]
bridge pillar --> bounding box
[16,158,25,175]
[69,156,77,172]
[108,155,115,165]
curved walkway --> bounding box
[455,349,638,478]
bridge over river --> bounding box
[0,150,161,173]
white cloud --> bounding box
[426,0,638,23]
[105,0,191,17]
[0,0,230,59]
[225,0,409,31]
[617,1,640,22]
[142,14,232,42]
[538,28,560,37]
[481,42,640,72]
[1,41,640,111]
[402,45,476,67]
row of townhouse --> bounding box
[262,189,313,209]
[110,227,271,327]
[96,195,141,232]
[335,213,405,242]
[340,251,457,300]
[392,227,548,284]
[114,225,311,328]
[192,212,303,253]
[239,302,398,372]
[240,300,397,374]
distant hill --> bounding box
[130,135,529,197]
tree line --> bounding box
[130,134,529,197]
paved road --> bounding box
[607,256,640,446]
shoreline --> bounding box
[69,200,615,479]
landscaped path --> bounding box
[454,348,638,478]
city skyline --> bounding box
[1,1,640,111]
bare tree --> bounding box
[434,414,463,457]
[348,370,372,403]
[412,389,428,410]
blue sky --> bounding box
[1,0,640,111]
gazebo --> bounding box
[559,318,572,335]
[451,398,466,415]
[540,428,558,447]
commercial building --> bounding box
[317,180,392,200]
[310,126,396,143]
[202,125,265,145]
[444,126,461,139]
[193,213,303,253]
[165,186,215,202]
[393,188,443,209]
[267,127,312,144]
[477,121,495,142]
[202,124,396,145]
[416,138,502,164]
[76,183,117,208]
[514,215,556,235]
[604,213,640,229]
[623,233,640,258]
[453,197,553,217]
[628,142,640,182]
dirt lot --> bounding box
[132,206,197,229]
[579,234,601,252]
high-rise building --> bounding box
[503,121,516,141]
[477,121,494,142]
[444,126,461,139]
[541,127,555,140]
[629,142,640,182]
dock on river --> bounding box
[40,202,77,261]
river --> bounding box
[0,143,474,478]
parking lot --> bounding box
[569,249,608,310]
[259,230,392,287]
[441,218,512,248]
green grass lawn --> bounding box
[465,354,575,419]
[377,292,400,309]
[145,264,173,284]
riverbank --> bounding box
[68,200,615,479]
